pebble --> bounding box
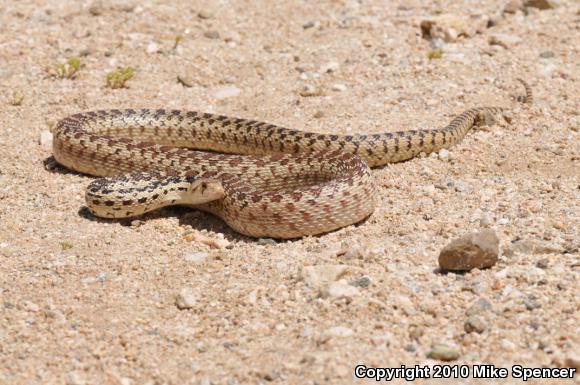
[324,326,354,338]
[504,239,562,256]
[301,264,348,291]
[66,372,86,385]
[524,297,541,310]
[438,229,499,271]
[299,85,324,97]
[212,85,241,100]
[198,10,214,19]
[146,42,158,54]
[437,148,450,161]
[204,30,220,39]
[341,243,366,259]
[479,214,492,228]
[535,258,549,269]
[331,83,347,92]
[453,180,469,192]
[88,1,104,16]
[39,131,53,148]
[257,238,277,246]
[565,354,580,370]
[313,111,324,119]
[500,339,517,352]
[177,74,194,87]
[524,0,558,9]
[350,276,371,288]
[319,61,339,74]
[427,344,460,361]
[175,288,197,309]
[465,298,491,317]
[464,315,487,334]
[503,0,522,13]
[184,252,208,264]
[539,50,555,58]
[489,34,522,49]
[497,218,509,225]
[325,279,360,300]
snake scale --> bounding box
[53,79,532,238]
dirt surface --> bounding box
[1,0,579,384]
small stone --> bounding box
[257,238,277,246]
[342,244,366,259]
[524,297,541,310]
[324,326,354,339]
[535,258,549,269]
[177,74,194,87]
[439,230,499,271]
[454,181,469,192]
[325,279,360,300]
[350,276,371,288]
[39,131,53,148]
[465,298,491,317]
[303,21,316,29]
[313,111,324,119]
[66,372,86,385]
[301,264,348,292]
[175,288,197,309]
[524,0,558,9]
[565,354,580,370]
[500,339,517,351]
[504,0,522,13]
[319,61,339,74]
[427,344,460,361]
[539,51,555,58]
[146,42,158,54]
[331,83,347,92]
[505,239,562,255]
[489,34,521,49]
[23,301,40,312]
[497,218,509,225]
[479,214,492,228]
[88,1,104,16]
[198,10,214,19]
[212,85,241,100]
[299,85,324,97]
[79,48,92,57]
[204,30,220,39]
[438,148,450,161]
[184,252,209,264]
[464,315,487,334]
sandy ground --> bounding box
[0,0,579,384]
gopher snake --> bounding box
[53,80,532,238]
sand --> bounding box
[0,0,578,384]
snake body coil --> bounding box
[53,80,532,238]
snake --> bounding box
[52,79,532,239]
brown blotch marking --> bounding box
[291,191,303,202]
[300,210,311,221]
[270,194,283,203]
[286,203,295,212]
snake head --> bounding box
[187,178,225,204]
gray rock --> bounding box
[184,252,209,264]
[175,288,197,309]
[350,276,371,288]
[427,344,460,361]
[466,298,492,316]
[204,30,220,39]
[540,51,555,58]
[464,315,487,334]
[439,230,499,271]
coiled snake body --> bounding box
[53,80,532,238]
